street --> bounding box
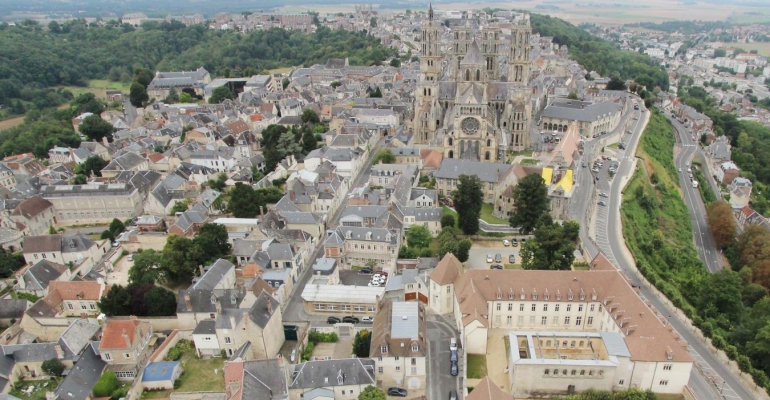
[426,314,461,400]
[583,102,755,400]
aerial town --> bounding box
[1,3,770,400]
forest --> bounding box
[625,20,732,34]
[0,20,395,112]
[530,14,670,90]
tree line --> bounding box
[531,13,670,90]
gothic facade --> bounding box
[413,8,533,160]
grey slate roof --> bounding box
[542,98,622,123]
[192,259,235,291]
[177,288,244,314]
[54,344,106,400]
[4,343,59,362]
[434,159,512,183]
[0,300,28,320]
[289,358,375,389]
[58,319,101,358]
[242,358,289,399]
[61,233,96,254]
[22,260,67,292]
[192,319,216,335]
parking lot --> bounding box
[339,269,378,286]
[106,254,132,286]
[466,239,526,270]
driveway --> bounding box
[106,254,131,286]
[339,270,375,286]
[426,314,461,400]
[466,243,523,270]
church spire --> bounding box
[428,3,434,21]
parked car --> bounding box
[327,317,341,324]
[368,281,382,287]
[451,361,459,376]
[449,337,457,351]
[127,253,134,262]
[290,348,296,363]
[520,238,526,245]
[361,316,373,324]
[512,238,518,246]
[342,316,359,324]
[598,201,607,206]
[359,268,372,274]
[388,388,408,397]
[450,349,458,362]
[449,390,458,400]
[503,239,510,246]
[112,241,120,248]
[494,253,502,263]
[509,254,515,263]
[599,192,608,198]
[486,254,493,263]
[491,264,503,270]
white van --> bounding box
[449,337,457,351]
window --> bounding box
[378,367,383,373]
[659,380,669,386]
[619,379,625,385]
[576,316,583,326]
[544,369,549,375]
[571,370,576,375]
[225,337,232,344]
[497,303,501,311]
[411,367,417,375]
[395,366,401,371]
[532,294,538,301]
[580,370,585,376]
[519,304,524,311]
[529,316,535,325]
[68,303,74,310]
[508,304,513,311]
[315,304,325,310]
[566,304,572,312]
[381,345,388,353]
[564,316,570,325]
[578,305,583,312]
[589,370,594,376]
[553,316,559,325]
[507,316,512,325]
[517,316,524,326]
[124,353,131,359]
[587,316,594,325]
[553,369,558,375]
[447,286,451,293]
[663,364,672,371]
[555,304,560,312]
[90,303,96,310]
[104,353,111,360]
[541,316,547,325]
[590,304,595,312]
[570,341,576,348]
[543,304,548,312]
[531,304,536,311]
[412,344,418,352]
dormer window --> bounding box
[532,294,538,301]
[496,293,502,300]
[345,231,352,239]
[366,232,372,240]
[381,345,388,353]
[544,294,550,300]
[411,344,418,352]
[568,294,574,301]
[508,293,513,300]
[580,294,585,301]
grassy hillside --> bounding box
[620,109,704,313]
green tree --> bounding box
[456,239,472,262]
[440,213,455,229]
[352,329,371,357]
[407,225,432,249]
[714,48,727,57]
[277,130,303,159]
[0,248,24,278]
[93,372,120,398]
[209,86,235,104]
[302,128,318,153]
[389,58,401,68]
[698,269,744,320]
[368,87,382,98]
[144,286,177,316]
[358,385,386,400]
[330,81,342,88]
[453,174,483,235]
[282,77,290,90]
[133,67,153,88]
[42,358,65,376]
[509,174,549,235]
[100,229,114,242]
[75,155,107,178]
[129,249,164,284]
[79,115,114,142]
[398,246,417,259]
[97,285,131,316]
[165,87,179,103]
[606,77,627,91]
[369,17,377,28]
[301,109,320,124]
[520,219,577,271]
[567,92,578,100]
[109,218,125,237]
[129,82,148,107]
[193,223,232,263]
[48,21,61,33]
[371,148,395,164]
[178,92,194,103]
[228,182,260,217]
[161,235,203,282]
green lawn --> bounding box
[480,203,508,225]
[88,79,131,91]
[607,142,619,149]
[10,378,61,400]
[466,354,488,379]
[504,263,521,270]
[441,206,459,227]
[142,349,224,398]
[520,158,539,166]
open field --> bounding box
[286,0,770,26]
[719,42,770,58]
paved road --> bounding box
[123,98,137,126]
[282,139,384,324]
[426,314,461,400]
[591,105,754,400]
[668,113,724,273]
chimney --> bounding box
[230,315,237,330]
[122,332,131,348]
[242,311,250,329]
[267,300,273,314]
[198,265,205,276]
[289,190,296,201]
[184,294,192,311]
[259,206,264,217]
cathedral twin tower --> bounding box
[413,6,532,162]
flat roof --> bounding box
[301,284,384,304]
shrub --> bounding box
[309,330,338,343]
[301,342,315,362]
[42,358,65,376]
[92,372,119,397]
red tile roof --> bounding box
[99,318,147,350]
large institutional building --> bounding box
[428,253,693,397]
[413,7,533,159]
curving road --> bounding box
[573,99,755,400]
[668,113,724,273]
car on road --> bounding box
[486,254,493,263]
[450,349,458,362]
[449,337,457,351]
[112,241,120,248]
[591,168,600,173]
[582,162,586,168]
[451,361,459,376]
[619,142,626,150]
[342,316,359,324]
[449,390,458,400]
[361,316,373,324]
[512,238,518,246]
[509,254,516,263]
[327,317,341,324]
[503,239,510,246]
[491,264,503,270]
[598,201,607,206]
[359,268,372,274]
[599,192,608,198]
[388,388,408,397]
[127,253,134,262]
[494,253,502,263]
[678,168,682,172]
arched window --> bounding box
[546,340,551,347]
[448,138,453,146]
[485,151,490,161]
[476,69,481,81]
[448,150,454,159]
[465,69,470,81]
[486,139,491,147]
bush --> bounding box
[309,330,338,343]
[164,339,193,361]
[92,372,119,397]
[110,387,128,400]
[301,342,315,362]
[42,358,65,376]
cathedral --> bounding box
[413,6,533,161]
